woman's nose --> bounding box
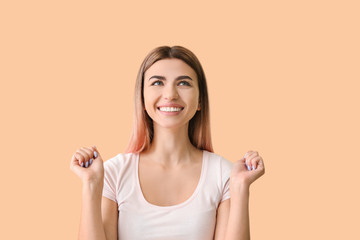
[163,84,178,100]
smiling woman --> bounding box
[70,46,265,240]
[126,46,212,153]
[142,58,200,135]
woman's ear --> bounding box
[197,102,201,111]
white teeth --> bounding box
[159,107,183,112]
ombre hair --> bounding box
[124,46,213,153]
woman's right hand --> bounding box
[70,146,104,185]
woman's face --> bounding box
[143,58,200,129]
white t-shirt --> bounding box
[102,150,233,240]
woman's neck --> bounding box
[144,123,199,167]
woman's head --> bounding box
[125,46,213,153]
[143,58,201,131]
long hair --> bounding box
[125,46,213,153]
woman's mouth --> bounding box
[157,107,184,112]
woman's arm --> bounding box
[224,187,250,240]
[78,181,107,240]
[216,151,264,240]
[70,146,118,240]
[78,181,118,240]
[101,196,118,240]
[214,199,230,239]
[213,188,250,240]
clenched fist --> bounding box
[230,150,265,191]
[70,146,104,184]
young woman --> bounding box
[70,46,265,240]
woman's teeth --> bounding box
[158,107,183,112]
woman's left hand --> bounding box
[230,150,265,190]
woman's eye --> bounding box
[179,81,191,86]
[151,81,163,86]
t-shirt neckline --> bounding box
[135,150,208,210]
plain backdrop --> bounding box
[1,0,359,239]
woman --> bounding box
[70,46,265,240]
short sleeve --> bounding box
[102,158,118,203]
[220,157,233,202]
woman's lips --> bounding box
[157,106,184,115]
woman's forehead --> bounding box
[144,58,197,80]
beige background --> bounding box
[1,0,359,239]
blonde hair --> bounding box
[125,46,213,153]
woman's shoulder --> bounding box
[205,150,233,174]
[206,151,233,166]
[103,152,138,169]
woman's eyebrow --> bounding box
[149,75,193,81]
